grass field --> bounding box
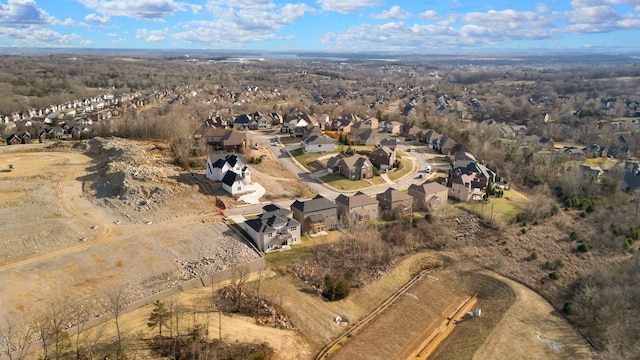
[265,231,341,270]
[583,157,618,169]
[387,157,414,181]
[457,189,528,226]
[319,173,386,191]
[290,148,336,172]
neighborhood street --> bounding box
[245,130,440,203]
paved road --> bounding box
[244,130,442,204]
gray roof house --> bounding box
[241,204,301,252]
[290,195,338,234]
[303,135,336,153]
[335,191,379,222]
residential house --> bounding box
[350,121,373,140]
[205,154,251,183]
[232,114,252,129]
[303,135,335,153]
[376,187,413,214]
[447,173,486,202]
[403,123,424,141]
[447,143,471,161]
[335,192,379,222]
[382,120,402,134]
[452,151,477,168]
[560,146,585,160]
[355,128,384,146]
[580,164,604,182]
[203,128,228,150]
[290,194,338,234]
[221,131,245,152]
[379,138,397,151]
[438,136,457,155]
[369,146,396,170]
[221,171,250,195]
[6,134,22,145]
[241,204,301,252]
[408,182,449,210]
[339,155,374,180]
[424,130,442,149]
[583,144,608,158]
[326,153,345,174]
[17,131,31,143]
[247,112,272,130]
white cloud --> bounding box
[419,10,440,21]
[371,6,411,20]
[107,32,117,36]
[136,28,169,41]
[189,4,203,14]
[316,0,382,14]
[0,26,74,46]
[75,0,186,19]
[536,2,551,13]
[174,1,315,46]
[0,0,57,27]
[80,39,94,45]
[206,0,275,9]
[85,13,110,24]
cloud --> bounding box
[419,10,440,21]
[371,6,411,20]
[136,28,169,41]
[85,13,109,24]
[536,2,551,13]
[75,0,186,19]
[0,26,75,46]
[174,1,315,46]
[316,0,382,14]
[0,0,57,27]
[80,39,94,45]
[107,32,117,36]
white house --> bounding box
[303,135,335,153]
[221,171,250,194]
[205,154,251,183]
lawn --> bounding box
[291,148,336,172]
[387,157,414,181]
[319,173,386,191]
[265,231,342,270]
[457,189,528,226]
[584,157,618,169]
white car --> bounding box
[425,165,432,173]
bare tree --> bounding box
[36,297,75,360]
[106,288,128,359]
[0,314,34,360]
[79,322,108,360]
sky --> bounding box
[0,0,638,52]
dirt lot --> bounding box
[0,139,260,322]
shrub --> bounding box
[577,244,590,253]
[562,301,574,315]
[322,274,350,301]
[549,272,560,281]
[569,231,578,241]
[530,251,538,260]
[555,259,565,268]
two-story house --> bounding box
[242,204,301,252]
[290,195,338,234]
[368,145,396,171]
[335,191,379,222]
[408,182,449,210]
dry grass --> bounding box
[457,189,528,226]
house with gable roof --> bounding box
[205,154,252,194]
[369,145,396,170]
[339,155,374,180]
[290,195,338,234]
[303,135,335,153]
[241,204,301,252]
[408,182,449,210]
[377,187,413,216]
[335,191,379,222]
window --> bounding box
[267,232,273,237]
[290,226,297,231]
[237,186,242,191]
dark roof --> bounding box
[335,191,378,208]
[221,171,242,186]
[222,131,244,146]
[326,153,344,169]
[245,214,300,234]
[261,204,292,219]
[379,138,397,149]
[290,194,336,213]
[304,135,335,145]
[212,158,226,168]
[225,154,239,167]
[371,146,393,157]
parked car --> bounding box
[494,182,509,190]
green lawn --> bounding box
[387,157,414,181]
[457,189,528,226]
[265,232,341,269]
[319,173,386,191]
[291,148,336,172]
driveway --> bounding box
[238,182,266,204]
